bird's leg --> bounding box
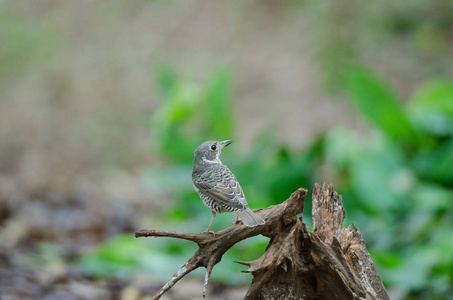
[204,212,216,234]
[234,215,242,225]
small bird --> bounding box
[192,140,265,233]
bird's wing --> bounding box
[193,165,248,210]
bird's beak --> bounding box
[220,140,232,149]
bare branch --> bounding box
[203,260,215,298]
[152,258,199,300]
[135,188,307,299]
[135,185,389,300]
[135,229,207,245]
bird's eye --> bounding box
[210,145,217,151]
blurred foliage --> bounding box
[78,65,319,286]
[342,67,416,145]
[77,234,198,280]
[151,65,233,163]
[78,63,453,299]
[336,67,453,299]
[144,64,319,221]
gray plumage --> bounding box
[192,140,265,232]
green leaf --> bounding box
[324,127,363,168]
[76,234,195,280]
[349,135,409,212]
[413,141,453,184]
[390,246,437,290]
[411,79,453,116]
[412,183,452,212]
[205,67,233,138]
[343,66,415,144]
[408,79,453,136]
[149,66,234,163]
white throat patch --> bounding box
[202,157,222,164]
[202,151,222,164]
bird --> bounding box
[192,140,265,233]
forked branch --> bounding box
[135,184,389,300]
[135,188,306,299]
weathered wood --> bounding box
[135,183,389,300]
[243,183,389,300]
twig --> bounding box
[135,229,207,245]
[152,259,198,300]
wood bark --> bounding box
[135,183,389,300]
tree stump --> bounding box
[135,183,389,300]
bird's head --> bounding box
[194,140,232,165]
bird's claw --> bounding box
[204,230,215,236]
[234,216,243,225]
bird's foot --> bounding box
[234,216,243,225]
[203,229,215,235]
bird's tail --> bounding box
[236,209,265,227]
